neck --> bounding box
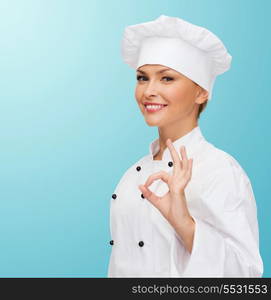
[156,120,198,156]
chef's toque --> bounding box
[121,14,232,100]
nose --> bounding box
[143,80,159,98]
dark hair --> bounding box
[197,101,208,119]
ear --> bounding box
[195,87,209,105]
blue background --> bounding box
[0,0,270,277]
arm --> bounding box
[177,161,263,277]
[169,191,196,254]
[173,214,195,254]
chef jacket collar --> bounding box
[148,126,205,162]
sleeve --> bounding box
[171,157,263,277]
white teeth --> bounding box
[146,105,165,109]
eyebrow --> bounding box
[136,68,172,75]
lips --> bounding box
[143,102,167,106]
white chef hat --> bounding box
[121,15,232,100]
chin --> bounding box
[144,117,164,127]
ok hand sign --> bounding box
[138,138,194,230]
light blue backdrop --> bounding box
[0,0,270,277]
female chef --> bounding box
[107,15,263,277]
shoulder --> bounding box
[198,141,254,211]
[200,140,251,185]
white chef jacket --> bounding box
[107,126,263,277]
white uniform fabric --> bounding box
[107,126,263,277]
[121,15,232,100]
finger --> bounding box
[166,139,181,176]
[186,158,193,180]
[138,184,161,206]
[144,171,170,187]
[180,146,189,171]
[190,158,193,174]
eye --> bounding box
[162,76,173,82]
[136,75,148,81]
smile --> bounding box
[144,104,168,113]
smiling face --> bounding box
[135,64,208,128]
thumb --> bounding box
[138,184,147,195]
[138,184,151,199]
[138,184,160,207]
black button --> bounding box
[168,161,173,167]
[138,241,144,247]
[112,194,117,199]
[110,240,114,245]
[141,193,144,199]
[136,166,141,171]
